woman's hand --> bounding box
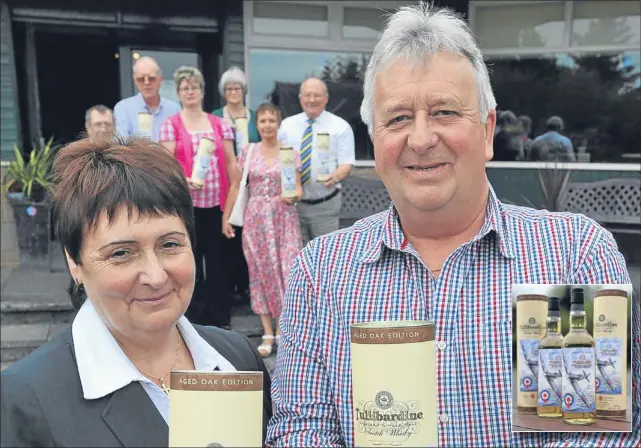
[187,179,204,190]
[222,220,236,238]
[280,192,301,206]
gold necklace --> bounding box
[135,331,181,395]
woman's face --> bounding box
[224,82,244,106]
[66,207,195,339]
[256,110,279,141]
[178,79,203,108]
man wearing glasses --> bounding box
[114,56,181,142]
[278,77,355,246]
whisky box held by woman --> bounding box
[168,371,263,447]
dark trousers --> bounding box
[187,206,231,327]
[224,225,250,296]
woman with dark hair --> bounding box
[222,103,303,357]
[0,136,272,447]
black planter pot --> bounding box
[7,193,52,269]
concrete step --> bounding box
[0,302,76,325]
[1,311,269,366]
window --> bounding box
[252,2,329,37]
[488,50,640,163]
[342,7,393,39]
[572,1,641,47]
[248,48,373,160]
[474,2,566,49]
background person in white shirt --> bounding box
[278,78,355,245]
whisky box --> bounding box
[138,112,153,138]
[279,146,297,198]
[315,133,334,182]
[351,320,437,447]
[168,371,263,447]
[594,288,628,417]
[516,294,547,413]
[190,137,216,187]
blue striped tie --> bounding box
[300,119,314,184]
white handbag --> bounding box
[228,143,256,227]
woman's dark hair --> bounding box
[255,102,282,123]
[50,135,195,310]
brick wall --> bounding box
[1,166,20,267]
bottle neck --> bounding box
[570,309,586,331]
[546,315,561,334]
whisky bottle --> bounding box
[562,288,596,425]
[537,296,563,418]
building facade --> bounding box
[1,0,638,164]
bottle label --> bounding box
[538,348,563,407]
[519,339,540,392]
[562,347,596,413]
[595,338,623,395]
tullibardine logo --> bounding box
[355,391,424,446]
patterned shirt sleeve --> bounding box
[531,223,640,447]
[221,120,234,141]
[158,118,175,142]
[266,245,345,447]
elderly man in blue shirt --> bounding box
[114,56,181,142]
[267,3,639,448]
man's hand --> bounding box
[321,174,339,189]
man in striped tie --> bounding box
[278,77,355,246]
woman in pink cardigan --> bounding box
[159,66,239,329]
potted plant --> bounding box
[2,137,56,266]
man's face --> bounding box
[299,79,328,120]
[372,52,496,215]
[133,60,162,102]
[86,110,114,141]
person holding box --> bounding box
[222,103,303,358]
[159,66,238,330]
[266,3,639,447]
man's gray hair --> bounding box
[174,66,205,90]
[85,104,113,123]
[360,2,497,136]
[218,66,247,96]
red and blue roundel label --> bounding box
[522,376,533,389]
[540,390,550,403]
[595,378,600,389]
[564,394,574,408]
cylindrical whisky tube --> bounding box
[279,146,297,198]
[315,132,333,182]
[169,371,263,447]
[516,294,548,413]
[190,137,216,187]
[351,320,437,447]
[234,117,249,155]
[138,112,153,138]
[594,288,628,417]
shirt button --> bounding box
[437,341,447,350]
[439,413,450,423]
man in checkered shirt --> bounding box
[266,3,640,447]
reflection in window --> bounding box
[343,7,393,39]
[572,1,640,46]
[475,2,565,49]
[248,48,374,160]
[252,2,328,37]
[488,51,641,163]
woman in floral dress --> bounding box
[222,103,303,357]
